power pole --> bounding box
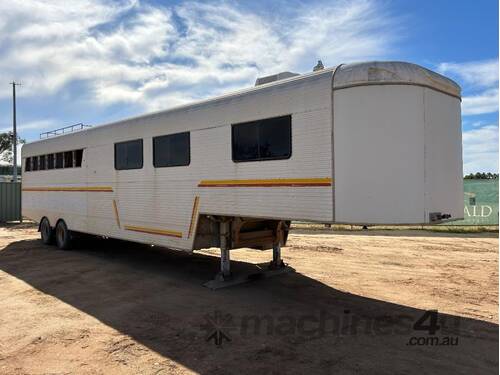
[11,82,20,182]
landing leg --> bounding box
[217,247,231,280]
[215,221,231,281]
[203,219,293,290]
[269,242,285,269]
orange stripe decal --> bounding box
[124,225,182,238]
[198,178,332,188]
[112,199,121,228]
[22,186,113,192]
[188,196,200,238]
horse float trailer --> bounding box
[21,61,463,284]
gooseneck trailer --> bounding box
[21,61,463,283]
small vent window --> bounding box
[47,154,55,169]
[64,151,73,168]
[56,153,63,169]
[39,155,46,170]
[75,149,83,167]
[25,157,31,172]
[32,156,39,171]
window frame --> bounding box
[152,131,191,168]
[114,139,144,170]
[231,114,292,163]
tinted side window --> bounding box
[25,157,31,172]
[115,139,143,170]
[259,117,292,159]
[232,115,291,162]
[153,132,190,168]
[47,154,54,169]
[232,122,259,161]
[56,152,63,169]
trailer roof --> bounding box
[26,61,460,146]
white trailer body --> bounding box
[21,61,463,253]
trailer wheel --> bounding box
[40,217,55,245]
[55,220,73,250]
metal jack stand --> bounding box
[204,220,293,290]
[269,242,285,269]
[270,223,285,269]
[215,221,232,281]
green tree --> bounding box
[0,132,25,163]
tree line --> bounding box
[464,172,498,180]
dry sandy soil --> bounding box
[0,223,497,374]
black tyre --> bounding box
[55,220,73,250]
[40,217,55,245]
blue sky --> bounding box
[0,0,497,173]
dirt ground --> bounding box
[0,223,497,375]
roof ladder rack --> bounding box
[40,123,92,139]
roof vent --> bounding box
[255,71,300,86]
[313,60,324,72]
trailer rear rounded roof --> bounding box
[333,61,461,99]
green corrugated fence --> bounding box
[0,182,22,222]
[445,179,499,225]
[0,166,21,176]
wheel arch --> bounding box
[55,218,67,228]
[38,216,51,232]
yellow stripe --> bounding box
[22,186,113,192]
[112,199,121,228]
[124,225,183,238]
[198,178,332,187]
[188,196,200,238]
